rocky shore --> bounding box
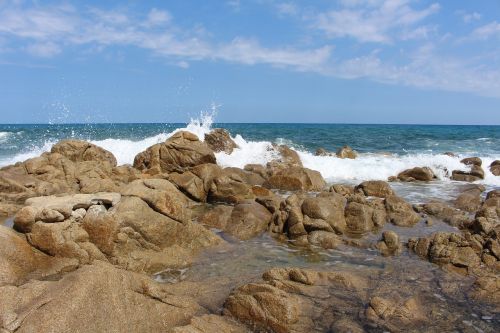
[0,129,498,332]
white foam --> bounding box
[0,132,11,143]
[215,134,280,168]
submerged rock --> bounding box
[377,230,402,256]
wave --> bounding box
[0,132,11,143]
[1,114,499,186]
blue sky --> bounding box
[0,0,499,124]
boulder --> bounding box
[208,172,255,204]
[336,146,358,159]
[121,179,191,223]
[0,225,77,286]
[355,181,394,198]
[263,167,326,192]
[490,160,500,176]
[272,145,303,168]
[329,184,354,196]
[50,140,117,166]
[397,167,435,182]
[168,171,206,202]
[460,157,482,166]
[344,197,386,234]
[314,148,333,156]
[301,193,346,233]
[454,187,483,212]
[385,196,420,227]
[204,128,238,154]
[451,165,485,181]
[376,231,402,256]
[366,296,426,330]
[0,261,205,333]
[224,267,368,333]
[420,201,470,227]
[133,131,216,174]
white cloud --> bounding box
[311,0,440,43]
[462,12,481,23]
[26,41,61,57]
[470,21,500,40]
[146,8,171,26]
[276,2,298,16]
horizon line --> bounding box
[1,122,500,126]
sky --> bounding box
[0,0,499,124]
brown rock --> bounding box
[169,171,206,202]
[454,188,482,212]
[51,140,117,166]
[490,160,500,176]
[314,148,332,156]
[421,201,470,227]
[121,179,191,223]
[377,230,402,256]
[397,167,435,182]
[133,131,216,174]
[355,180,394,198]
[336,145,358,159]
[451,165,485,181]
[0,261,204,333]
[204,128,238,154]
[385,196,420,227]
[302,193,346,233]
[366,296,426,331]
[264,167,326,192]
[460,157,482,166]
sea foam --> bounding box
[2,115,500,186]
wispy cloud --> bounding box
[311,0,440,43]
[0,1,499,99]
[462,12,481,23]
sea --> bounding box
[1,113,499,201]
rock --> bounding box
[486,189,500,200]
[451,165,485,181]
[397,167,435,182]
[14,193,122,233]
[0,141,127,203]
[208,172,255,204]
[169,171,206,202]
[420,201,470,227]
[409,232,481,272]
[454,188,482,212]
[460,157,482,166]
[0,225,77,286]
[243,164,267,179]
[377,230,402,256]
[133,131,216,174]
[344,197,387,234]
[272,144,303,168]
[336,146,358,159]
[314,148,332,156]
[263,167,326,192]
[51,140,117,166]
[307,230,343,249]
[224,267,368,333]
[204,128,238,154]
[490,160,500,176]
[121,179,191,223]
[355,181,394,198]
[0,261,205,333]
[443,152,456,157]
[172,315,247,333]
[366,296,426,331]
[301,193,346,233]
[385,196,420,227]
[329,184,354,196]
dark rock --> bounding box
[204,128,238,154]
[460,157,482,167]
[336,145,358,159]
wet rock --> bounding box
[133,131,216,174]
[301,193,346,233]
[263,166,326,192]
[385,196,420,227]
[307,230,343,249]
[355,180,394,198]
[377,231,402,256]
[421,201,470,227]
[486,189,500,200]
[397,167,435,182]
[409,232,481,272]
[345,199,386,234]
[314,148,332,156]
[226,201,273,240]
[490,160,500,176]
[270,144,303,168]
[336,145,358,159]
[366,296,426,331]
[0,261,204,333]
[204,128,238,154]
[460,157,482,167]
[451,165,485,182]
[454,187,483,212]
[224,267,368,333]
[329,184,354,196]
